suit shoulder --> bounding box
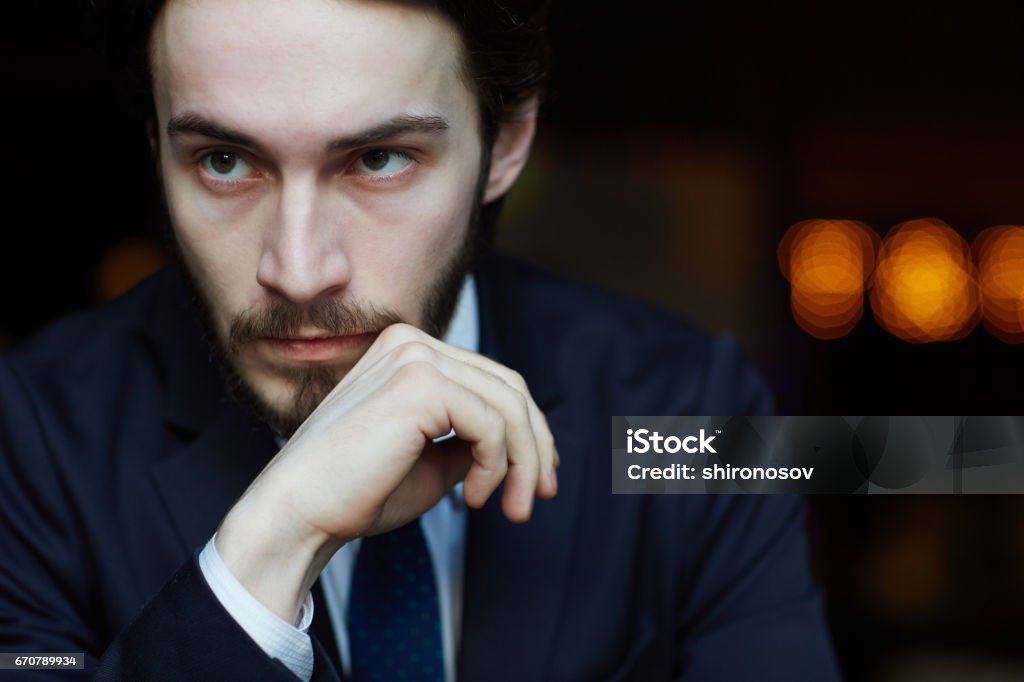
[7,270,171,358]
[479,252,774,415]
[0,269,179,409]
[481,251,709,342]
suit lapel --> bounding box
[458,253,581,680]
[151,400,278,553]
[146,267,279,553]
[458,407,583,680]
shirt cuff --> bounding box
[198,534,315,681]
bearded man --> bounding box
[0,1,839,680]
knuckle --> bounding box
[393,340,436,366]
[482,402,505,433]
[392,360,441,388]
[501,390,532,430]
[536,409,551,429]
[491,372,529,410]
[513,389,530,414]
[505,369,528,392]
[484,411,509,453]
[488,445,509,477]
[476,435,508,477]
[379,322,420,345]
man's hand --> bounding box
[215,323,558,622]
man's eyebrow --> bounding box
[167,113,259,148]
[166,112,450,153]
[326,115,450,151]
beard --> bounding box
[174,181,486,438]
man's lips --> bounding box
[260,332,377,362]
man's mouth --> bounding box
[260,331,378,362]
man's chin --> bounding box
[228,362,347,438]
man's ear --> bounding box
[482,96,538,204]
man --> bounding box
[0,0,840,680]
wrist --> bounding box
[215,485,341,623]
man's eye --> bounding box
[353,149,413,175]
[201,151,252,180]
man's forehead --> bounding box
[150,0,472,146]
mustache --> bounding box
[228,297,403,349]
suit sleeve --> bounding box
[0,358,340,681]
[93,555,339,682]
[672,336,840,680]
[699,333,776,417]
[673,495,841,681]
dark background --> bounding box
[4,2,1024,680]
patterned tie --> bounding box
[347,519,445,682]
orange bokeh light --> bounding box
[95,237,166,302]
[870,219,979,343]
[974,225,1024,344]
[779,219,879,339]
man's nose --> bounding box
[256,177,351,304]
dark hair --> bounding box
[101,0,549,148]
[94,0,551,238]
[429,0,552,146]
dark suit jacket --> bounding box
[0,252,839,681]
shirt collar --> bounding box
[439,274,477,507]
[442,274,479,353]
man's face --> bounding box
[150,0,485,434]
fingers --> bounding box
[428,355,542,522]
[393,363,510,511]
[376,331,554,522]
[371,325,559,499]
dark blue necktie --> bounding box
[347,519,445,682]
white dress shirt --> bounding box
[199,275,479,681]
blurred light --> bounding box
[870,219,979,343]
[974,225,1024,344]
[95,237,166,302]
[779,219,878,340]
